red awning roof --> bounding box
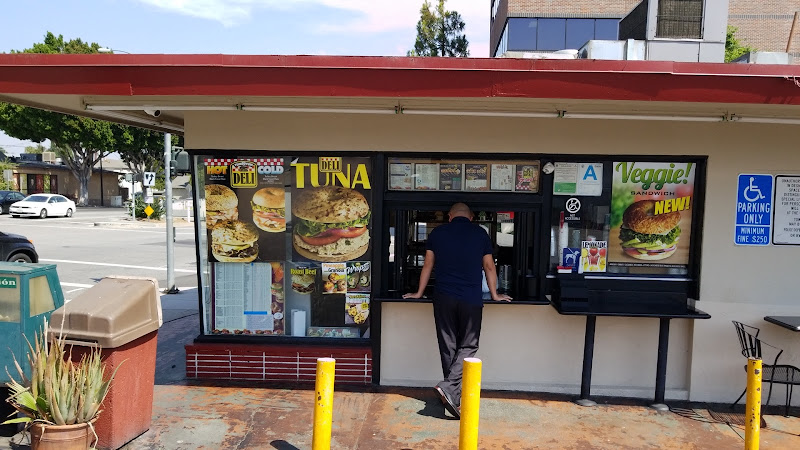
[1,54,799,133]
[1,53,799,102]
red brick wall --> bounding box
[729,1,800,63]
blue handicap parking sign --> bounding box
[735,174,773,246]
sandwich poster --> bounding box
[290,156,372,264]
[609,162,695,267]
[204,157,287,263]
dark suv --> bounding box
[0,231,38,263]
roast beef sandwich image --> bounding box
[211,219,259,262]
[251,187,286,232]
[619,200,681,260]
[205,184,238,229]
[291,271,316,294]
[292,185,370,262]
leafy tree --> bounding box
[725,26,756,63]
[407,0,469,57]
[0,146,6,155]
[0,160,15,190]
[24,144,46,154]
[0,33,110,205]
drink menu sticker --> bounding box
[773,175,800,245]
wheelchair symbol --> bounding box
[743,177,766,202]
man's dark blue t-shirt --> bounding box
[426,216,493,304]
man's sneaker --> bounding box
[434,386,460,419]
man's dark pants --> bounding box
[433,292,483,406]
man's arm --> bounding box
[483,253,512,301]
[403,250,435,299]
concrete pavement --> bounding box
[4,215,800,448]
[5,283,800,450]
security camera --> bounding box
[542,162,555,175]
[144,109,161,118]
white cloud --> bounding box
[135,0,489,56]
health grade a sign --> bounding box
[735,174,773,246]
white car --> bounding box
[10,194,76,219]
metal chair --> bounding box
[732,321,800,416]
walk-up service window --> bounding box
[193,155,374,339]
[385,156,543,300]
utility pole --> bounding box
[164,133,178,294]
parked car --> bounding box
[0,190,26,214]
[10,194,76,219]
[0,231,38,263]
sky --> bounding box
[0,0,491,156]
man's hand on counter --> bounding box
[402,292,425,299]
[492,294,513,302]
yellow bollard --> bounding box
[312,357,335,450]
[744,357,762,450]
[459,357,482,450]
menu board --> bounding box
[465,164,489,191]
[206,155,374,339]
[515,163,540,192]
[212,262,284,335]
[491,164,514,191]
[439,164,463,190]
[415,163,438,190]
[389,163,413,190]
[773,175,800,245]
[388,158,540,193]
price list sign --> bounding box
[773,175,800,245]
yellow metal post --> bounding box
[312,357,335,450]
[459,357,482,450]
[745,357,762,450]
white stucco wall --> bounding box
[186,110,799,403]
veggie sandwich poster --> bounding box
[608,162,695,267]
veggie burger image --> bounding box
[211,220,259,262]
[619,200,681,260]
[251,187,286,232]
[205,184,238,229]
[292,185,370,262]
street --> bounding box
[0,206,198,302]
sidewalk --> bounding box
[4,289,800,449]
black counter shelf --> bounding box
[549,297,710,410]
[378,296,549,306]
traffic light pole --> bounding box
[164,133,178,294]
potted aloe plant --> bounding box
[3,320,121,449]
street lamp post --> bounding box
[99,156,104,206]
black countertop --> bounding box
[378,292,549,305]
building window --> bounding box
[508,18,537,51]
[504,18,619,54]
[491,0,500,22]
[656,0,703,39]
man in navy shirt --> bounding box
[404,203,511,418]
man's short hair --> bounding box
[449,203,472,218]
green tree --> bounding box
[725,26,756,63]
[24,144,46,154]
[407,0,469,57]
[0,33,111,205]
[0,160,15,190]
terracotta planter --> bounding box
[29,421,96,450]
